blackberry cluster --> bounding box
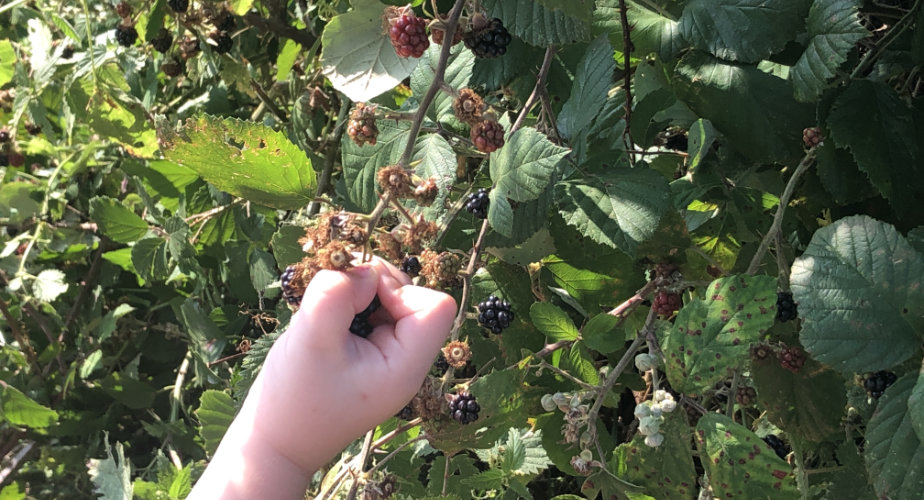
[864,371,897,399]
[736,386,757,406]
[778,345,806,373]
[0,129,9,142]
[161,59,185,77]
[210,31,233,54]
[24,123,41,136]
[349,296,381,338]
[389,14,429,58]
[280,265,303,306]
[464,18,511,58]
[652,291,682,316]
[776,291,797,322]
[664,132,688,152]
[470,119,505,153]
[464,188,489,219]
[762,434,790,460]
[803,127,822,148]
[395,404,415,421]
[449,392,480,424]
[478,295,513,333]
[400,256,421,277]
[215,12,236,32]
[168,0,189,13]
[151,28,174,53]
[115,24,138,47]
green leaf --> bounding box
[563,344,600,385]
[530,302,580,342]
[270,225,306,269]
[672,51,811,164]
[87,437,133,500]
[686,118,718,173]
[196,390,236,457]
[32,269,68,303]
[95,303,135,343]
[488,193,515,238]
[791,216,924,373]
[554,166,671,256]
[630,88,676,148]
[99,372,156,410]
[0,182,42,225]
[319,0,420,101]
[752,356,846,442]
[594,0,684,60]
[483,0,592,47]
[155,114,316,210]
[826,79,923,216]
[233,330,281,402]
[614,412,697,500]
[679,0,806,63]
[411,44,474,124]
[0,385,58,428]
[276,39,300,82]
[249,249,277,292]
[89,196,149,243]
[461,469,506,490]
[0,40,14,87]
[230,0,254,16]
[131,237,169,281]
[790,0,867,101]
[491,128,569,203]
[864,374,924,499]
[908,367,924,444]
[535,0,594,23]
[558,36,615,140]
[695,414,798,498]
[661,275,777,395]
[341,118,411,212]
[0,483,25,500]
[582,313,621,354]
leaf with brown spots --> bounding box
[695,413,798,499]
[661,275,777,395]
[613,412,697,500]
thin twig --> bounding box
[311,96,350,216]
[345,430,374,500]
[535,360,597,391]
[746,148,816,275]
[449,218,490,342]
[775,232,790,290]
[510,46,557,134]
[617,0,635,160]
[366,434,426,474]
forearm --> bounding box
[187,387,314,499]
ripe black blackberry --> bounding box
[464,188,489,219]
[168,0,189,13]
[478,295,513,334]
[215,12,236,32]
[400,256,422,277]
[24,123,41,136]
[776,291,797,322]
[0,128,9,142]
[863,371,897,399]
[664,132,688,152]
[349,296,381,338]
[464,17,511,58]
[210,31,233,54]
[61,45,75,59]
[652,291,682,316]
[115,24,138,47]
[388,14,429,58]
[470,119,505,153]
[449,392,480,425]
[280,265,302,306]
[762,434,790,460]
[150,28,174,53]
[395,404,416,421]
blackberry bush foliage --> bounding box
[6,0,924,499]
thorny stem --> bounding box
[511,46,557,134]
[850,0,922,79]
[775,231,790,290]
[441,450,454,497]
[746,147,816,275]
[449,218,490,342]
[366,434,426,474]
[344,430,375,500]
[535,359,597,391]
[312,97,349,216]
[617,0,635,161]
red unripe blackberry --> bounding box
[115,1,132,19]
[464,188,489,219]
[389,14,429,58]
[168,0,189,13]
[115,24,138,47]
[430,24,463,46]
[449,392,480,424]
[652,291,682,316]
[778,345,806,373]
[470,119,505,153]
[802,127,822,148]
[150,28,174,53]
[347,103,378,147]
[478,295,513,334]
[735,386,757,406]
[464,17,512,58]
[776,291,797,322]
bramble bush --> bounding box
[1,0,923,499]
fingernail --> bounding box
[349,263,376,280]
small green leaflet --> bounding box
[0,385,59,428]
[87,436,133,500]
[790,0,867,101]
[196,390,236,457]
[864,374,924,499]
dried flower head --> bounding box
[317,240,354,270]
[441,340,472,369]
[414,177,440,207]
[402,218,438,254]
[453,88,484,125]
[377,164,415,198]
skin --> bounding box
[188,258,457,499]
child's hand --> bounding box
[249,257,456,473]
[190,257,456,499]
